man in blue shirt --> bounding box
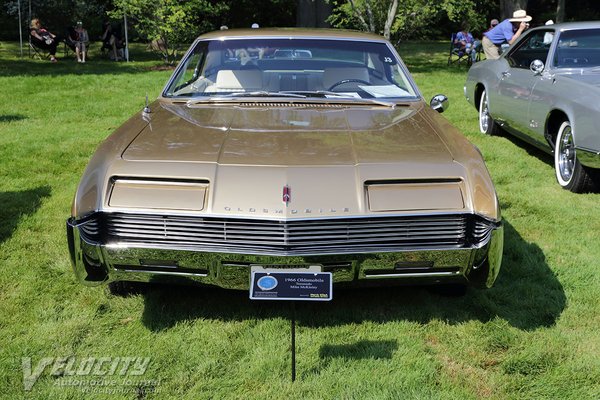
[482,10,532,60]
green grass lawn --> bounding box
[1,40,599,399]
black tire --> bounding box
[554,121,597,193]
[478,89,500,135]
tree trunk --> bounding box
[297,0,331,28]
[499,0,529,20]
[556,0,565,23]
[383,0,398,40]
[348,0,371,32]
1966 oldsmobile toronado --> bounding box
[67,29,503,295]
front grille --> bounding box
[473,219,494,243]
[82,213,491,255]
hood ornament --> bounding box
[143,94,151,114]
[142,94,152,126]
[283,185,291,205]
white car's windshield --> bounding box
[164,38,418,100]
[554,28,600,69]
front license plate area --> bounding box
[249,268,332,301]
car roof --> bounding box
[531,20,600,32]
[196,28,388,42]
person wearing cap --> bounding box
[74,21,89,63]
[485,19,499,33]
[482,10,532,60]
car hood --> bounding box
[122,101,455,165]
[73,100,500,220]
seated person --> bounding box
[64,26,77,52]
[30,18,59,62]
[455,23,481,63]
[74,21,89,63]
[101,21,124,61]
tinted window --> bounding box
[554,28,600,68]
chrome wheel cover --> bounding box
[558,124,575,183]
[479,93,490,133]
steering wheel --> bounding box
[328,79,371,91]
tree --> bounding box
[328,0,492,41]
[110,0,228,63]
[499,0,528,20]
[556,0,565,23]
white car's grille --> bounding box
[84,213,493,255]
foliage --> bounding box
[222,0,296,29]
[109,0,228,63]
[1,0,111,39]
[327,0,497,40]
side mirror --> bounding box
[530,59,544,75]
[430,94,449,113]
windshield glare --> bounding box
[164,38,418,100]
[554,28,600,69]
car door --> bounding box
[527,29,558,147]
[494,30,553,135]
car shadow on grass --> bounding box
[138,219,565,333]
[0,186,51,243]
[499,130,555,167]
[0,114,27,123]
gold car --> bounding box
[67,29,503,295]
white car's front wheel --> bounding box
[554,121,595,193]
[478,89,500,135]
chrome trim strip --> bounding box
[91,208,501,224]
[363,271,461,279]
[103,241,470,257]
[576,146,600,168]
[114,268,208,278]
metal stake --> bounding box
[291,301,296,382]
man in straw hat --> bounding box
[482,10,532,60]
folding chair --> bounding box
[447,33,470,66]
[28,37,47,60]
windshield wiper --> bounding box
[219,91,307,98]
[185,90,396,108]
[280,91,397,108]
[186,91,307,106]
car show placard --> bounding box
[250,270,332,301]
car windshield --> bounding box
[554,28,600,69]
[164,38,418,100]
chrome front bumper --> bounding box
[67,218,503,290]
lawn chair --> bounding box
[28,37,48,60]
[447,33,470,66]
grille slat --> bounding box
[95,213,482,254]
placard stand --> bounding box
[291,301,296,382]
[249,269,332,382]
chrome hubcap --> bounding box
[480,95,489,132]
[558,125,575,182]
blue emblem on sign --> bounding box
[257,275,278,291]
